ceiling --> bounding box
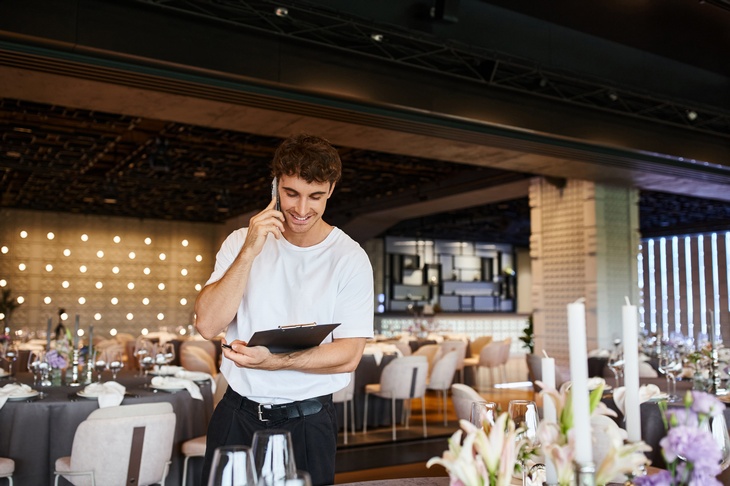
[1,0,729,246]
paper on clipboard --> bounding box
[246,323,341,353]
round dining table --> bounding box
[0,369,215,485]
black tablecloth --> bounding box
[0,370,214,485]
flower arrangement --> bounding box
[47,328,74,369]
[537,380,651,486]
[634,391,725,486]
[427,412,530,486]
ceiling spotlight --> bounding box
[608,91,619,102]
[371,33,384,42]
[275,7,288,17]
[687,110,698,121]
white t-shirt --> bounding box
[205,227,374,403]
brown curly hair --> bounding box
[271,134,342,185]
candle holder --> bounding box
[576,462,596,486]
[84,359,94,385]
[69,348,81,387]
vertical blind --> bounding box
[640,232,729,342]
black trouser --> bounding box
[202,386,338,486]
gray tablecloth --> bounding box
[0,370,214,485]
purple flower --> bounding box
[46,350,68,369]
[634,469,672,486]
[690,391,725,418]
[666,408,698,428]
[660,425,722,474]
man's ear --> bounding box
[327,182,336,198]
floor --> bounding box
[334,355,534,484]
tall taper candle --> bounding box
[542,352,558,484]
[88,325,94,356]
[623,299,641,442]
[73,314,79,349]
[46,317,52,351]
[567,299,593,465]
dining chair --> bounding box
[181,340,217,363]
[53,402,176,486]
[411,344,442,374]
[180,343,217,375]
[426,350,460,425]
[463,335,493,377]
[450,383,485,422]
[363,355,429,441]
[181,373,229,486]
[438,340,467,382]
[332,372,356,444]
[476,339,504,389]
[0,457,14,486]
[497,337,512,384]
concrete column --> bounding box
[530,177,639,365]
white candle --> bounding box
[541,353,558,484]
[88,325,94,356]
[46,317,52,351]
[74,314,79,349]
[622,300,641,442]
[567,299,593,465]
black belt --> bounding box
[236,392,331,422]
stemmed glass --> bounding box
[93,350,107,382]
[469,400,497,429]
[134,338,155,385]
[658,348,682,400]
[607,341,625,388]
[508,399,540,486]
[162,342,175,366]
[28,350,50,391]
[708,414,730,471]
[207,445,258,486]
[108,349,124,381]
[252,429,297,486]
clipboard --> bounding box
[246,323,341,353]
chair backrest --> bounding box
[379,356,429,400]
[412,344,442,369]
[498,337,512,365]
[438,340,467,370]
[181,340,217,362]
[333,372,356,403]
[470,335,493,357]
[525,353,566,392]
[67,402,176,486]
[478,340,503,367]
[428,351,459,390]
[181,344,217,375]
[393,341,412,356]
[450,383,485,421]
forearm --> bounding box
[225,337,366,374]
[194,250,255,339]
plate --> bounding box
[6,390,39,400]
[649,393,669,401]
[178,372,210,383]
[77,389,102,399]
[151,383,187,391]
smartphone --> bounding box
[221,342,233,350]
[271,177,281,212]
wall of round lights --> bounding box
[0,209,222,338]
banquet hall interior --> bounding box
[1,0,730,485]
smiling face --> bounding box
[277,174,335,247]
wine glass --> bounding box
[708,414,730,471]
[207,445,258,486]
[134,338,155,385]
[658,349,682,400]
[607,342,625,388]
[508,399,540,486]
[27,349,45,386]
[162,342,175,366]
[93,350,107,382]
[108,349,124,381]
[252,429,297,486]
[470,400,497,429]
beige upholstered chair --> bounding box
[393,341,412,356]
[476,340,504,389]
[463,335,493,374]
[363,355,429,441]
[497,337,512,383]
[180,344,217,375]
[181,340,217,363]
[0,457,14,486]
[426,350,460,425]
[438,340,468,382]
[54,402,176,486]
[450,383,485,422]
[181,373,229,486]
[411,344,442,373]
[332,372,356,444]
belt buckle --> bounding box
[257,402,275,421]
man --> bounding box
[195,134,374,485]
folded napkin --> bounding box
[588,348,611,358]
[0,383,33,409]
[154,365,184,376]
[151,376,202,400]
[363,345,384,365]
[612,383,662,415]
[175,370,216,395]
[83,381,126,408]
